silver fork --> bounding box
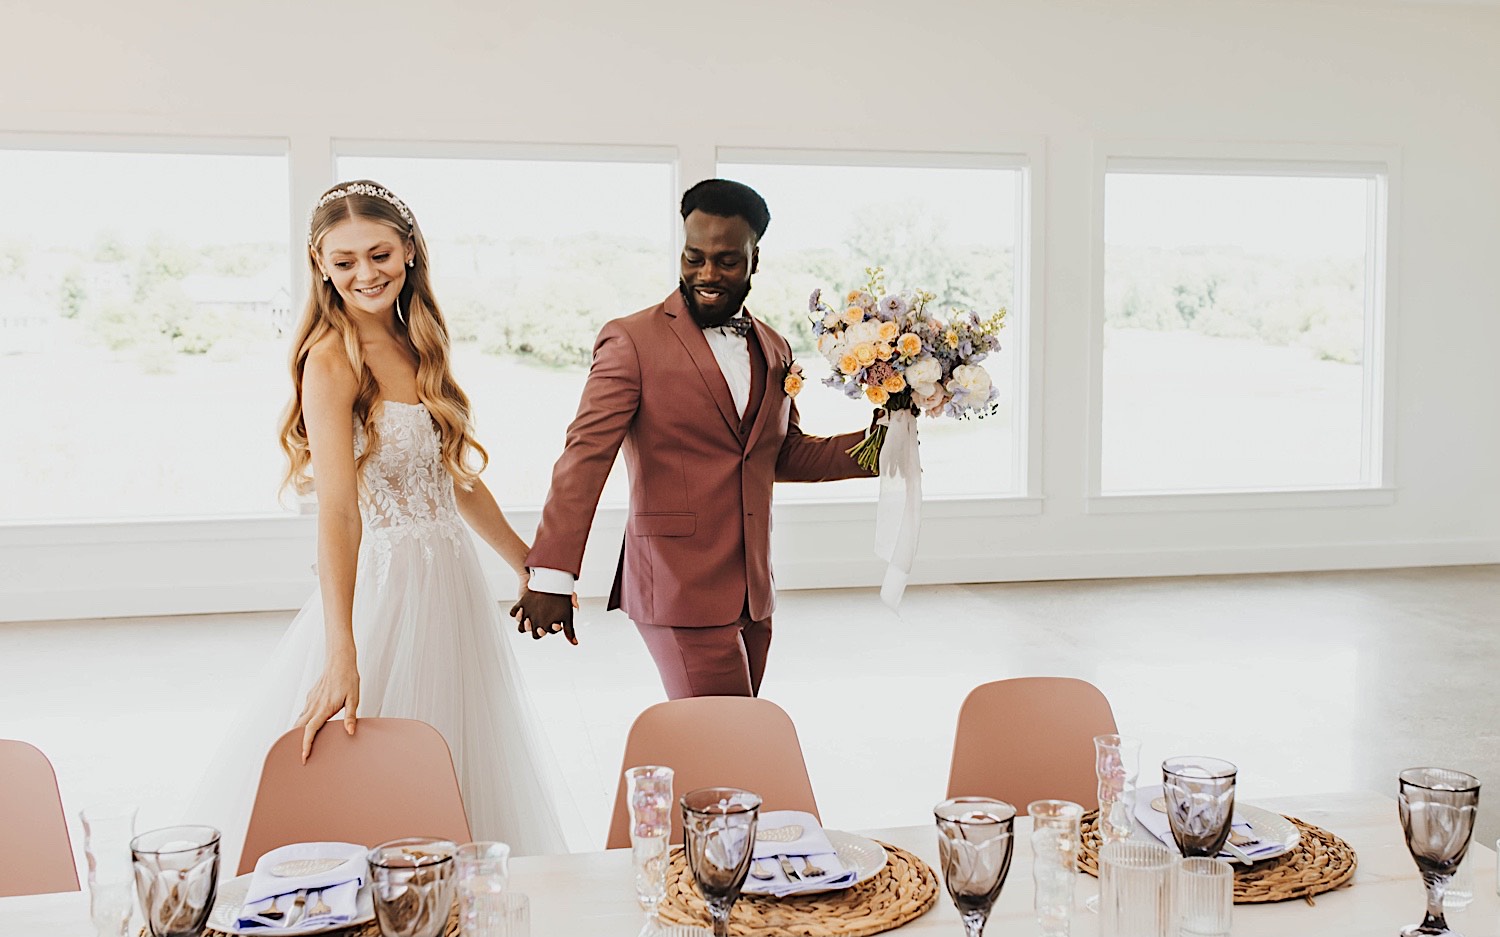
[799,856,826,878]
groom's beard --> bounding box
[680,276,753,328]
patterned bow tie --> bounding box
[706,316,753,338]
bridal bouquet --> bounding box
[808,267,1007,606]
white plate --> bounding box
[207,873,375,936]
[748,830,888,897]
[1131,800,1300,863]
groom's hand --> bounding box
[510,588,577,645]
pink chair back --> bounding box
[606,697,819,849]
[0,739,79,897]
[946,677,1118,809]
[239,718,472,875]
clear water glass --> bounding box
[1098,840,1173,937]
[935,797,1016,937]
[130,825,220,937]
[456,841,510,936]
[1088,734,1141,913]
[1174,857,1232,937]
[1161,756,1238,859]
[1029,800,1083,937]
[368,837,458,937]
[82,803,138,937]
[1398,767,1480,937]
[627,765,674,925]
[680,787,760,937]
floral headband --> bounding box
[307,183,414,245]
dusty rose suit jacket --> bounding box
[527,289,871,628]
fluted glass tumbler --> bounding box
[681,787,760,937]
[1162,757,1237,859]
[1174,857,1232,937]
[1098,840,1173,937]
[935,797,1016,937]
[626,765,674,928]
[82,803,138,937]
[456,841,510,937]
[130,825,220,937]
[1398,767,1480,937]
[1029,800,1083,937]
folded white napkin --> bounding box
[743,810,858,898]
[1132,785,1282,861]
[235,841,366,930]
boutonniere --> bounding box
[783,361,805,398]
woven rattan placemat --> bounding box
[1076,809,1357,904]
[193,906,459,937]
[656,840,939,937]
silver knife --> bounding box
[777,855,801,881]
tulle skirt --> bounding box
[188,526,571,873]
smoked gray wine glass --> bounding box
[1398,767,1480,937]
[680,787,761,937]
[935,797,1016,937]
[1162,756,1237,858]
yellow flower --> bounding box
[877,321,900,343]
[854,343,877,366]
[897,333,922,357]
[882,373,906,393]
[846,289,863,304]
[843,306,865,325]
[945,329,959,347]
[865,385,890,406]
[875,342,893,360]
[838,352,861,375]
[783,373,804,397]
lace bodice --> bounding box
[353,401,464,578]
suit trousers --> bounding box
[634,612,773,700]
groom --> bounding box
[511,179,875,699]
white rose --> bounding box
[817,332,843,356]
[822,309,843,329]
[947,364,992,398]
[904,356,942,388]
[847,320,881,346]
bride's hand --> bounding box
[297,657,360,764]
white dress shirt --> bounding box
[528,314,753,596]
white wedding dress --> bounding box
[191,401,569,871]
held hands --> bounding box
[509,588,579,646]
[297,654,360,764]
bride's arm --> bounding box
[454,477,530,596]
[296,341,362,763]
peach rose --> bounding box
[865,385,890,406]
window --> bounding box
[335,149,677,509]
[1100,163,1386,495]
[718,152,1027,500]
[0,143,291,521]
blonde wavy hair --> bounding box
[279,180,488,496]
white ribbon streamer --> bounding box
[873,410,921,609]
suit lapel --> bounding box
[744,317,785,452]
[664,290,741,437]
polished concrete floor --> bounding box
[4,565,1497,862]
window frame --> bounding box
[716,144,1045,510]
[1085,140,1399,513]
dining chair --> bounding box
[605,696,820,849]
[238,717,472,875]
[945,677,1118,809]
[0,738,80,897]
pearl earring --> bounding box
[406,259,414,268]
[322,274,329,282]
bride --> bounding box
[192,180,569,868]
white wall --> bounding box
[2,0,1498,621]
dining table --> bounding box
[4,791,1495,936]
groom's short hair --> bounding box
[680,179,771,242]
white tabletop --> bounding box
[6,791,1496,936]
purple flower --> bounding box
[808,289,822,315]
[878,294,910,320]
